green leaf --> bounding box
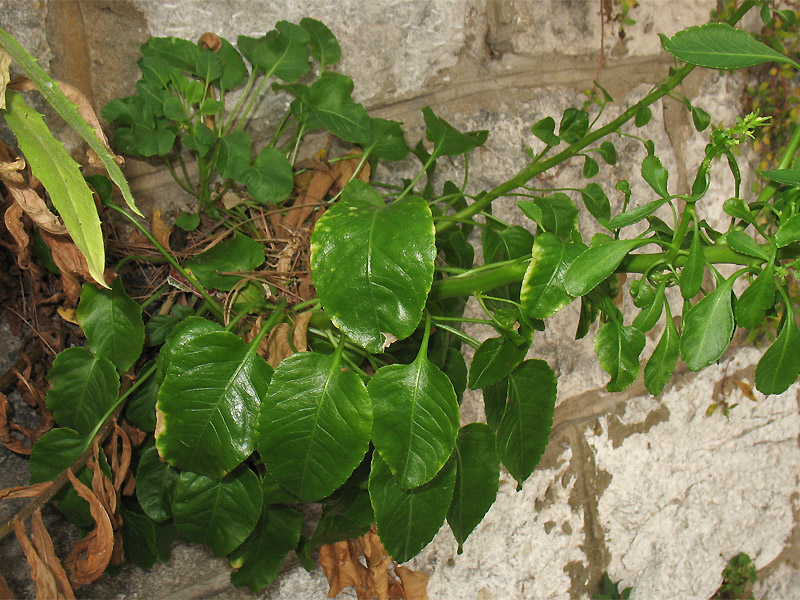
[558,108,589,144]
[482,379,507,431]
[680,274,737,371]
[606,197,670,230]
[521,233,584,320]
[175,212,200,231]
[660,23,800,70]
[644,308,680,395]
[311,180,435,353]
[679,230,705,299]
[369,452,456,563]
[692,106,711,131]
[423,106,488,158]
[138,55,172,89]
[242,146,293,204]
[723,197,754,223]
[630,279,655,309]
[775,214,800,247]
[300,18,341,68]
[468,335,529,390]
[172,466,262,557]
[481,225,534,264]
[217,37,248,91]
[3,92,106,286]
[632,278,667,333]
[185,234,265,291]
[735,264,775,330]
[564,238,649,297]
[229,505,303,591]
[363,118,409,162]
[300,486,373,564]
[76,279,144,373]
[257,350,372,501]
[496,360,556,487]
[634,105,652,127]
[762,169,800,187]
[135,440,178,522]
[755,306,800,395]
[195,49,223,83]
[530,116,560,146]
[583,155,599,178]
[726,230,769,260]
[599,141,617,165]
[580,183,611,223]
[307,72,370,143]
[447,424,499,554]
[594,321,646,392]
[369,354,459,489]
[523,193,579,239]
[141,36,200,72]
[155,317,272,478]
[442,347,468,401]
[45,348,119,437]
[241,22,310,82]
[125,361,159,431]
[120,502,173,569]
[641,154,669,197]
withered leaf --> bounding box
[0,571,15,600]
[31,509,75,600]
[733,379,757,402]
[395,566,429,600]
[292,311,313,353]
[39,230,95,303]
[319,540,368,599]
[198,32,222,52]
[330,148,371,192]
[0,482,51,501]
[265,323,293,368]
[151,209,173,252]
[64,469,114,587]
[0,48,10,110]
[14,518,59,600]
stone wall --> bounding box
[0,1,798,599]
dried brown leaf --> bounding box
[0,48,10,111]
[151,209,172,252]
[64,469,113,588]
[319,541,367,598]
[14,518,59,600]
[394,566,429,600]
[39,230,94,303]
[733,379,757,402]
[89,441,117,520]
[330,149,371,193]
[198,32,222,52]
[0,482,51,502]
[107,423,131,493]
[265,323,293,368]
[31,509,74,600]
[56,307,79,325]
[0,571,15,600]
[2,201,31,270]
[292,311,313,353]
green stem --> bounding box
[397,154,436,203]
[416,313,432,362]
[756,117,800,204]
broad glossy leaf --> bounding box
[300,486,373,564]
[641,154,669,197]
[45,348,119,437]
[369,452,456,563]
[156,318,272,477]
[644,310,680,395]
[300,18,341,68]
[482,379,507,430]
[521,234,584,319]
[185,234,265,291]
[660,23,800,70]
[217,130,252,181]
[726,230,769,260]
[120,502,172,569]
[369,355,459,489]
[443,346,468,401]
[308,72,370,142]
[364,118,409,161]
[257,351,372,500]
[125,361,159,431]
[594,321,646,392]
[447,424,499,553]
[679,230,705,299]
[242,22,310,82]
[4,92,106,285]
[423,106,488,158]
[580,183,611,222]
[242,146,293,204]
[775,214,800,247]
[755,308,800,395]
[136,441,178,522]
[735,264,775,329]
[172,466,262,557]
[229,505,303,591]
[468,335,529,390]
[496,360,556,487]
[680,274,737,371]
[527,193,579,239]
[77,279,144,373]
[564,238,648,297]
[311,180,435,353]
[482,225,534,264]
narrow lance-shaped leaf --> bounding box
[564,238,650,297]
[594,320,646,392]
[680,273,739,371]
[496,360,557,488]
[156,317,272,478]
[755,300,800,395]
[735,263,775,330]
[644,303,680,395]
[680,227,705,299]
[311,180,435,353]
[632,277,667,333]
[447,423,499,554]
[369,452,456,563]
[257,348,373,501]
[3,91,107,285]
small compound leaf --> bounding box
[735,264,775,330]
[641,154,669,197]
[45,348,119,437]
[468,335,529,390]
[257,351,372,501]
[723,197,754,223]
[530,116,560,146]
[634,105,652,127]
[242,146,293,204]
[496,360,556,487]
[558,108,589,144]
[369,452,456,564]
[594,321,646,392]
[521,233,585,320]
[692,106,711,131]
[564,238,649,297]
[311,180,435,353]
[300,486,373,564]
[755,307,800,395]
[523,193,579,239]
[155,318,272,478]
[77,279,144,374]
[644,311,680,395]
[423,106,488,158]
[230,505,303,591]
[172,466,262,557]
[580,183,611,223]
[599,141,617,165]
[583,155,599,178]
[300,18,341,68]
[660,23,800,70]
[680,275,737,371]
[185,234,266,291]
[369,356,459,489]
[135,441,178,523]
[447,424,499,553]
[679,230,705,299]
